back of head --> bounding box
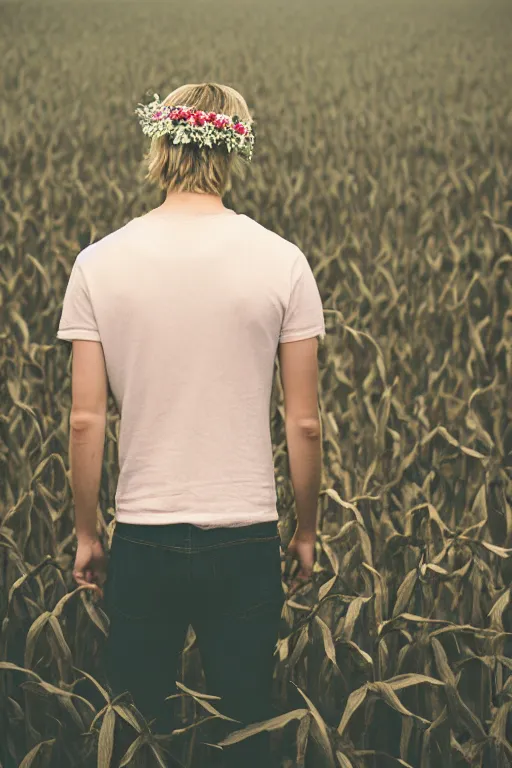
[142,82,254,198]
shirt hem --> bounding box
[57,328,101,342]
[115,509,279,527]
[279,325,326,343]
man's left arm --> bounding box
[69,339,108,542]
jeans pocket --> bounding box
[214,537,285,621]
[104,534,163,622]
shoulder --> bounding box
[238,214,301,261]
[75,220,135,271]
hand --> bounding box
[73,537,107,599]
[283,527,316,596]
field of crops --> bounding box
[1,0,512,765]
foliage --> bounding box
[1,0,511,765]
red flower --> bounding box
[233,122,246,135]
[207,112,217,122]
[194,111,207,126]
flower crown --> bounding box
[135,93,255,162]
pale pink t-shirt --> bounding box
[56,209,326,528]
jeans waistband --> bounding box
[113,520,280,552]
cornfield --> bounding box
[1,0,512,765]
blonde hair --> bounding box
[142,82,254,197]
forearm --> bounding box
[285,419,322,534]
[68,416,106,541]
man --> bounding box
[56,82,324,767]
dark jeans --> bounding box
[102,520,285,768]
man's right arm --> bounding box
[278,337,322,534]
[284,417,322,533]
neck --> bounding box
[157,190,227,215]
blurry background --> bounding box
[1,0,512,766]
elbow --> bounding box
[286,418,321,437]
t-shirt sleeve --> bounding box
[279,248,326,343]
[56,260,101,343]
